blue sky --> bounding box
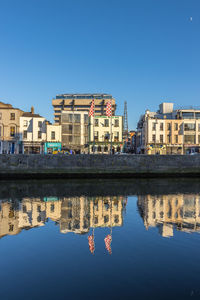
[0,0,199,129]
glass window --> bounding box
[184,135,195,144]
[74,114,80,123]
[95,119,99,127]
[74,125,80,134]
[160,123,163,131]
[174,123,178,131]
[184,123,195,131]
[167,135,171,143]
[38,121,42,128]
[23,120,28,127]
[23,131,27,139]
[167,123,171,130]
[182,112,194,119]
[50,204,55,212]
[38,131,42,139]
[152,134,156,142]
[0,126,2,137]
[10,113,15,120]
[175,135,178,143]
[114,119,119,127]
[104,119,109,127]
[51,131,55,140]
[84,114,88,124]
[198,135,200,144]
[94,131,98,141]
[160,134,163,143]
[62,124,72,134]
[10,126,15,137]
[152,122,156,131]
[196,112,200,119]
[74,136,80,145]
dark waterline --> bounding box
[1,179,200,299]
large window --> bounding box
[152,134,156,143]
[167,123,171,130]
[152,122,156,131]
[174,123,178,131]
[74,114,80,123]
[10,126,15,137]
[38,121,42,128]
[38,131,42,139]
[160,123,163,131]
[10,113,15,120]
[184,135,195,144]
[94,131,99,141]
[95,119,99,127]
[62,124,72,134]
[184,123,195,131]
[167,135,171,143]
[160,134,163,143]
[182,112,194,119]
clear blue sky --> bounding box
[0,0,199,129]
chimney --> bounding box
[31,106,34,114]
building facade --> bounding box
[52,94,116,124]
[0,101,24,154]
[45,123,62,153]
[61,110,89,152]
[136,102,200,154]
[88,115,123,154]
[19,107,46,154]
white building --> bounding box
[89,115,123,154]
[46,124,61,143]
[19,107,46,154]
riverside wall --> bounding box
[0,154,200,179]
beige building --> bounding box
[89,115,123,153]
[138,193,200,237]
[0,101,24,154]
[52,94,116,124]
[136,102,200,154]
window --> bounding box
[51,131,55,140]
[152,122,156,131]
[184,135,195,144]
[23,131,27,139]
[167,135,171,143]
[9,224,14,232]
[114,119,119,127]
[167,123,171,130]
[174,123,178,131]
[0,113,2,120]
[152,134,156,143]
[114,132,119,142]
[198,135,200,144]
[23,120,28,127]
[175,135,178,143]
[10,113,15,120]
[198,124,200,131]
[84,114,88,124]
[196,113,200,119]
[74,114,80,123]
[95,119,99,127]
[23,205,27,213]
[37,205,41,212]
[160,134,163,143]
[38,121,42,128]
[160,123,163,131]
[104,215,109,223]
[10,126,15,137]
[104,132,109,141]
[38,131,42,139]
[104,119,109,127]
[184,123,195,131]
[182,112,194,119]
[0,126,2,137]
[94,131,98,141]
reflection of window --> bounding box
[114,215,119,223]
[37,216,41,222]
[9,224,14,232]
[50,204,55,212]
[10,113,15,120]
[104,215,109,223]
[95,217,98,224]
[10,127,15,137]
[37,205,41,212]
[23,205,27,213]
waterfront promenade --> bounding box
[0,154,200,179]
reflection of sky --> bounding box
[1,195,200,299]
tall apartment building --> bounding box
[52,94,116,124]
[136,102,200,155]
[0,101,24,154]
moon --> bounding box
[190,17,193,22]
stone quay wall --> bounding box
[1,154,200,179]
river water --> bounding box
[1,178,200,299]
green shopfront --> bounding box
[44,142,62,154]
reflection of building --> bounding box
[138,194,200,237]
[136,102,200,154]
[0,196,126,239]
[52,94,116,124]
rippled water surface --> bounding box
[1,179,200,299]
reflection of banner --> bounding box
[104,234,112,254]
[88,235,95,254]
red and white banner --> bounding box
[88,235,95,254]
[89,99,95,117]
[104,234,112,254]
[106,100,112,117]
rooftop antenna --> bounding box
[123,101,128,140]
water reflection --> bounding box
[138,194,200,237]
[0,196,127,253]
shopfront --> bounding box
[44,142,62,154]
